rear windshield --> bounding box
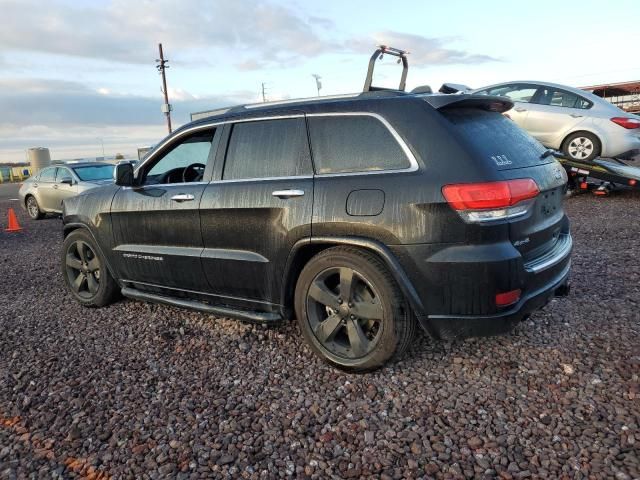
[72,165,114,181]
[440,108,551,170]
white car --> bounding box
[472,81,640,161]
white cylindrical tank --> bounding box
[28,147,51,173]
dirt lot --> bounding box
[0,191,638,480]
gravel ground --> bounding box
[0,191,638,480]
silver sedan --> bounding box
[472,81,640,161]
[19,162,114,220]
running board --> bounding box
[121,287,282,323]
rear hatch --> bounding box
[438,105,568,261]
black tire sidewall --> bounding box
[563,132,601,162]
[294,248,405,371]
[61,229,116,307]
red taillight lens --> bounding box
[611,117,640,129]
[630,179,637,186]
[442,179,539,211]
[496,289,521,306]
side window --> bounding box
[486,84,539,103]
[534,88,593,110]
[575,96,592,110]
[223,118,311,180]
[39,167,56,182]
[55,167,73,183]
[307,115,411,174]
[143,130,214,184]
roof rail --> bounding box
[190,93,364,121]
[363,45,409,93]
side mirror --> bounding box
[114,162,134,186]
[61,177,74,185]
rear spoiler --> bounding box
[422,94,513,113]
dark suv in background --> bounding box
[61,90,571,371]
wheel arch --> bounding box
[24,192,37,209]
[281,237,425,319]
[63,223,119,281]
[561,129,602,154]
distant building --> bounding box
[581,80,640,114]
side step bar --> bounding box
[121,287,282,323]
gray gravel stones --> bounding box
[0,190,639,479]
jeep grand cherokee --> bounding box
[61,90,571,371]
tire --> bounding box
[562,132,601,162]
[294,246,417,372]
[61,229,120,307]
[25,195,44,220]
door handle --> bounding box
[514,108,527,112]
[570,114,583,118]
[52,184,58,189]
[171,193,195,202]
[272,189,304,199]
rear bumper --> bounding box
[390,230,572,340]
[425,260,570,339]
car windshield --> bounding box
[72,165,114,181]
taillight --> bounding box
[442,179,539,223]
[611,117,640,129]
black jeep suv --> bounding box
[61,90,571,371]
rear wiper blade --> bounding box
[541,149,558,159]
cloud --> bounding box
[353,31,501,66]
[0,78,254,127]
[0,1,496,71]
[0,78,256,162]
[0,0,337,68]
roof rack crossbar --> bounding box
[363,45,409,93]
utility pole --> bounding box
[156,43,172,134]
[261,82,268,102]
[312,74,322,96]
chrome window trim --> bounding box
[134,115,304,176]
[210,175,313,185]
[306,112,419,177]
[120,181,209,190]
[135,111,420,184]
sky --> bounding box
[1,0,639,163]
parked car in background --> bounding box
[19,162,114,219]
[60,90,571,372]
[472,81,640,161]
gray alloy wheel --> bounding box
[65,240,102,300]
[61,229,120,307]
[564,132,601,162]
[295,247,417,372]
[306,266,384,359]
[26,196,43,220]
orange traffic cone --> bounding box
[5,208,22,232]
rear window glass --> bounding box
[440,108,551,170]
[308,115,411,174]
